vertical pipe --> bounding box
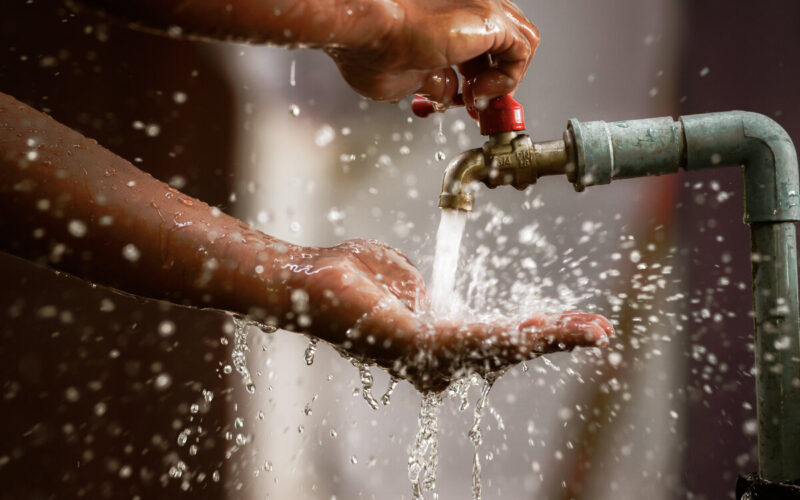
[750,222,800,481]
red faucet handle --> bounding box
[411,96,438,118]
[411,95,525,135]
[477,95,526,135]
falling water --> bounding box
[470,380,494,500]
[304,337,318,365]
[354,360,380,410]
[408,392,445,499]
[430,209,468,315]
[231,316,256,394]
[381,377,399,405]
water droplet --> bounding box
[289,104,300,117]
[154,373,171,390]
[355,362,379,410]
[435,151,446,162]
[381,377,398,406]
[315,124,336,147]
[68,219,87,238]
[304,338,318,366]
[177,429,190,446]
[94,402,107,416]
[158,320,176,337]
[145,123,161,137]
[121,243,141,262]
[118,465,132,479]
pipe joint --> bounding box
[680,111,800,223]
[568,116,683,191]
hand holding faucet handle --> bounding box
[75,0,538,105]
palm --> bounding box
[304,240,612,392]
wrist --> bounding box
[241,241,323,327]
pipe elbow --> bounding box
[681,111,800,223]
[438,149,487,212]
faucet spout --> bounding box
[438,148,486,212]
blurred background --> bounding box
[1,0,799,498]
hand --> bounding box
[299,239,612,392]
[324,0,540,108]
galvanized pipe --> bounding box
[568,111,800,482]
[750,222,800,481]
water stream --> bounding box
[430,209,468,315]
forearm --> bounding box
[0,91,311,323]
[68,0,400,48]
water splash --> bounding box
[231,316,256,394]
[430,209,468,316]
[304,337,318,365]
[470,379,494,500]
[408,392,444,499]
[355,361,380,410]
[448,375,479,412]
[381,377,398,406]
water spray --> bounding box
[413,94,800,492]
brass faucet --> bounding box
[412,95,575,212]
[438,130,575,211]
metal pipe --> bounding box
[567,111,800,482]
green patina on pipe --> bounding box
[569,111,800,482]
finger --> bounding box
[415,67,460,106]
[519,311,613,353]
[461,14,538,107]
[468,34,529,105]
[501,1,540,85]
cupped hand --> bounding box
[299,239,612,392]
[325,0,540,108]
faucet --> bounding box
[413,96,800,486]
[412,95,573,212]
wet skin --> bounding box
[0,92,612,392]
[76,0,539,108]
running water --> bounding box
[430,209,468,315]
[231,316,256,394]
[469,380,494,500]
[408,392,445,499]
